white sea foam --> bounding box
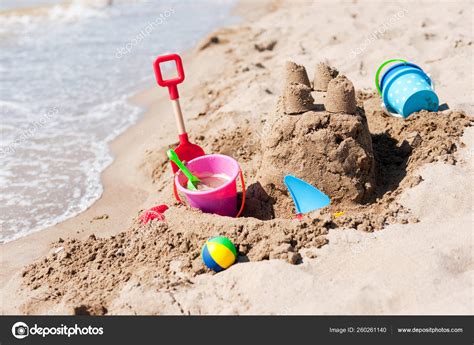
[47,3,108,21]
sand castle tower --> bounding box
[257,63,375,217]
[284,61,311,88]
[324,75,357,114]
[283,83,314,114]
[313,62,338,91]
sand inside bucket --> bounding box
[194,173,230,191]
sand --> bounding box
[282,82,315,114]
[284,61,312,88]
[313,62,339,91]
[261,95,375,210]
[325,75,357,114]
[1,0,473,315]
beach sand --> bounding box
[1,0,473,315]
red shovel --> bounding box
[153,53,205,173]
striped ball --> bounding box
[201,236,237,272]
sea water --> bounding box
[0,0,237,242]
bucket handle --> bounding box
[236,168,246,218]
[172,168,246,218]
[375,59,407,96]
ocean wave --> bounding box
[0,95,142,243]
[47,2,109,21]
[0,1,111,36]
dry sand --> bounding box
[284,61,312,88]
[325,75,357,113]
[313,62,339,91]
[1,0,473,315]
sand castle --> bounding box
[284,61,311,88]
[258,61,374,217]
[325,75,357,114]
[283,82,314,114]
[313,62,339,91]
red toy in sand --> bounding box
[139,204,169,224]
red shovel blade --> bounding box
[171,133,205,173]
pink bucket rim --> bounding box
[174,154,240,196]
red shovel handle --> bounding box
[172,168,246,218]
[153,53,185,100]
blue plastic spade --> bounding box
[284,175,331,215]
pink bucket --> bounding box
[173,154,246,217]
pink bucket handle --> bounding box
[172,168,246,218]
[236,168,246,217]
[173,178,182,204]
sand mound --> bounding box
[20,106,472,314]
[256,67,375,217]
[21,207,330,314]
[284,61,311,88]
[19,74,472,315]
[257,108,375,217]
[325,75,357,114]
[283,83,314,114]
[313,62,339,91]
[325,92,473,232]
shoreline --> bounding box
[0,0,273,246]
[1,0,472,315]
[0,1,241,244]
[0,0,275,307]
